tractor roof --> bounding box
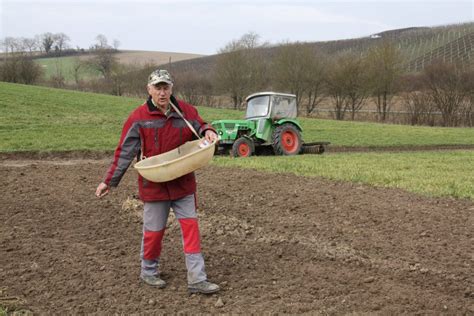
[245,91,296,102]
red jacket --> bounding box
[103,96,214,202]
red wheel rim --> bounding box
[282,131,298,153]
[238,143,250,157]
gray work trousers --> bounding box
[140,194,207,284]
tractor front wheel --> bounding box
[272,123,302,155]
[231,137,254,158]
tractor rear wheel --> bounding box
[272,123,302,155]
[231,137,254,157]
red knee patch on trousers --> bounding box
[143,230,164,260]
[178,218,201,253]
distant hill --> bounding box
[31,22,473,84]
[165,22,474,74]
[34,50,205,83]
[114,50,205,65]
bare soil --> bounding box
[0,158,473,314]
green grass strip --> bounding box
[212,150,474,200]
[1,82,473,152]
[299,118,474,147]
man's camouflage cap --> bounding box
[148,69,173,85]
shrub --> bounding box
[0,54,43,84]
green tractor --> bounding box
[212,92,328,157]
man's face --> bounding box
[147,83,172,109]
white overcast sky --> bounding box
[1,0,472,55]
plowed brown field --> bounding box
[1,158,473,314]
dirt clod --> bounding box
[215,297,224,308]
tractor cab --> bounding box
[243,92,300,147]
[245,92,297,120]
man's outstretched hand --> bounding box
[95,182,109,198]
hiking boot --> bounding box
[140,275,166,288]
[188,280,220,294]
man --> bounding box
[95,69,220,294]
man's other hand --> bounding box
[95,182,109,198]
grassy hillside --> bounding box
[1,82,473,152]
[0,82,134,151]
[36,56,101,83]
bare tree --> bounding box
[304,51,327,115]
[271,42,308,112]
[94,34,109,49]
[22,37,38,54]
[214,32,268,108]
[110,63,128,96]
[118,62,156,97]
[14,37,27,53]
[422,61,469,126]
[34,34,44,53]
[326,54,367,120]
[86,34,118,80]
[366,40,403,121]
[113,39,121,50]
[344,55,369,120]
[71,57,86,85]
[402,91,435,126]
[271,42,327,115]
[326,57,348,120]
[89,48,118,80]
[1,37,20,54]
[53,33,70,55]
[462,70,474,126]
[174,70,213,106]
[214,48,246,108]
[41,33,55,54]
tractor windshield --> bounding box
[271,95,297,119]
[245,96,270,119]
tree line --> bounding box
[1,32,120,56]
[0,33,122,89]
[176,32,473,127]
[1,32,472,127]
[1,33,72,56]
